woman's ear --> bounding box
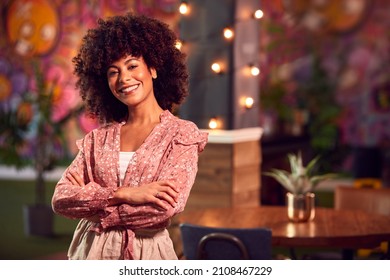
[151,68,157,79]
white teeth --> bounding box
[120,84,139,93]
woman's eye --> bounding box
[128,65,137,70]
[107,71,118,77]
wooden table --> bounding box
[177,206,390,259]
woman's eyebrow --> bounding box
[124,57,139,65]
[107,57,139,69]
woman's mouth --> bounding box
[119,84,139,94]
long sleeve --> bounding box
[51,150,113,219]
[51,127,119,219]
[100,136,204,230]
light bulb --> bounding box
[223,27,234,40]
[254,9,264,19]
[179,2,189,15]
[208,118,218,129]
[245,97,254,109]
[250,65,260,76]
[240,96,255,109]
[211,62,222,74]
[175,40,182,50]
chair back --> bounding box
[334,185,390,258]
[334,186,390,216]
[179,223,272,260]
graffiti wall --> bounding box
[259,0,390,149]
[0,0,179,158]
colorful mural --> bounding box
[0,0,179,160]
[259,0,390,149]
[5,0,61,57]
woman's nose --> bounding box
[119,72,130,83]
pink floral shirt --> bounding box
[52,110,208,259]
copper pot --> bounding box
[286,192,315,222]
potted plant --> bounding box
[263,152,338,222]
[0,60,77,236]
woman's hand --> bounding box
[111,181,179,211]
[66,170,85,187]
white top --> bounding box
[119,151,135,185]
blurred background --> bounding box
[0,0,389,259]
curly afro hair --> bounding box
[72,13,188,123]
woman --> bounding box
[52,13,208,260]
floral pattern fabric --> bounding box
[52,110,208,259]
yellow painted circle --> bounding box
[6,0,60,57]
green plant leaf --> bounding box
[263,169,296,193]
[263,152,340,194]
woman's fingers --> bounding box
[159,180,179,193]
[66,171,85,187]
[153,195,171,211]
[66,173,77,185]
[150,181,179,209]
[154,190,177,208]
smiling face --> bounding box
[107,55,157,109]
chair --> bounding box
[335,185,390,259]
[334,185,390,216]
[179,223,272,260]
[304,186,390,259]
[353,178,382,189]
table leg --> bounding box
[289,248,299,259]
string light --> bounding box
[179,1,189,15]
[208,117,223,129]
[223,27,234,40]
[253,9,264,19]
[250,65,260,76]
[209,118,218,129]
[240,96,255,109]
[211,62,222,74]
[180,3,261,129]
[175,40,183,50]
[244,97,254,109]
